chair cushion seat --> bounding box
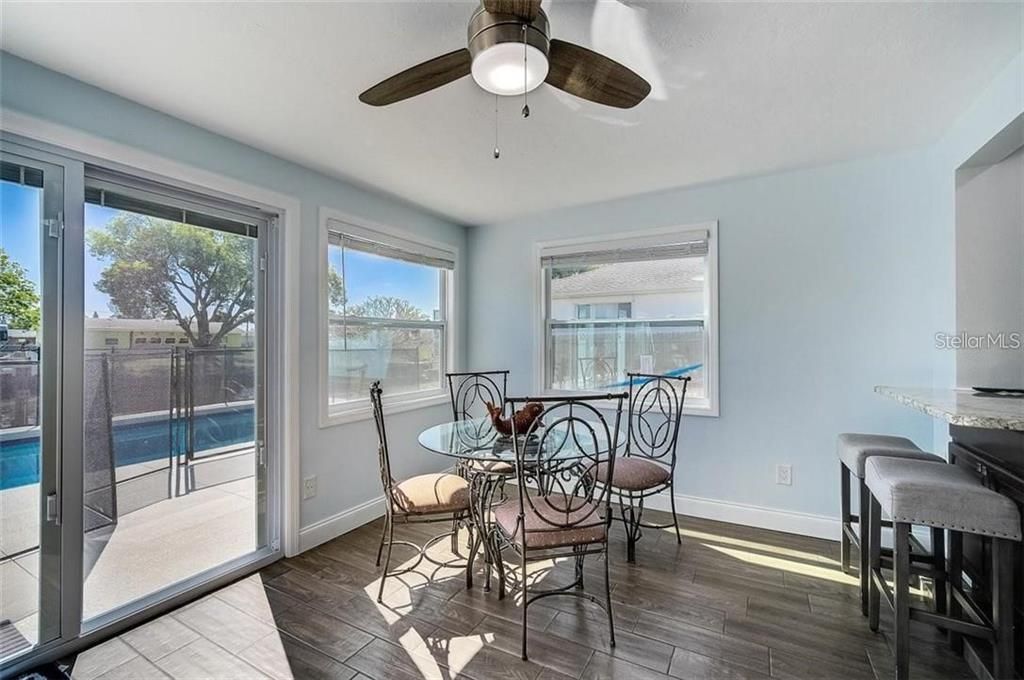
[466,459,515,475]
[837,433,935,478]
[592,458,671,491]
[864,457,1022,540]
[391,473,470,515]
[494,497,606,549]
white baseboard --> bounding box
[643,491,841,542]
[298,495,386,553]
[296,466,458,554]
[295,487,841,555]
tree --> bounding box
[345,296,431,349]
[349,296,428,321]
[87,213,254,347]
[0,248,40,330]
[550,265,595,279]
[327,268,346,312]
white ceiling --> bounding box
[3,1,1021,225]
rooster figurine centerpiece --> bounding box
[485,401,544,438]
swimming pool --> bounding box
[0,406,255,490]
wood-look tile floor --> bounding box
[48,511,975,679]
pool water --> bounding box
[0,407,255,490]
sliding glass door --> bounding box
[79,171,270,625]
[0,136,279,673]
[0,152,64,663]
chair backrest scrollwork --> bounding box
[507,393,627,540]
[446,370,509,422]
[626,373,689,467]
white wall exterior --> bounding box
[551,290,704,320]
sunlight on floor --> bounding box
[413,629,491,679]
[396,628,440,679]
[702,542,930,597]
[664,525,841,566]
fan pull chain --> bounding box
[493,94,500,159]
[521,24,530,118]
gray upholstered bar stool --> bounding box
[865,457,1020,680]
[837,433,944,614]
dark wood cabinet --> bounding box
[948,425,1024,680]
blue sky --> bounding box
[2,180,439,321]
[1,182,42,290]
[328,247,441,317]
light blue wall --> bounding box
[467,50,1023,522]
[468,151,949,519]
[2,45,1019,534]
[0,53,466,530]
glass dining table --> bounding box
[417,416,622,590]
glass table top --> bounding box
[418,417,622,463]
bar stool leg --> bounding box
[893,522,911,680]
[930,527,946,616]
[992,537,1015,680]
[868,495,882,633]
[858,478,871,616]
[947,531,964,654]
[840,461,852,575]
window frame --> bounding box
[533,221,719,417]
[318,208,458,427]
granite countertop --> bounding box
[875,386,1024,431]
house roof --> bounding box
[551,259,705,298]
[83,317,243,334]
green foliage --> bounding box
[87,213,254,347]
[0,248,40,331]
[550,265,595,279]
[327,267,346,312]
[349,295,428,321]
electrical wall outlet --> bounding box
[303,475,317,500]
[776,464,792,486]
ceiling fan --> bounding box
[358,0,651,109]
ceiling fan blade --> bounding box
[359,49,472,106]
[544,39,651,109]
[483,0,542,20]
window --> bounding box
[322,218,455,422]
[539,224,718,414]
[104,338,119,346]
[576,302,631,320]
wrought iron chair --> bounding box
[592,373,689,562]
[371,381,472,602]
[490,392,627,661]
[447,370,509,421]
[446,370,512,476]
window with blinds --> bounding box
[324,220,455,408]
[539,227,718,412]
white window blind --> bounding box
[327,220,455,271]
[540,230,708,268]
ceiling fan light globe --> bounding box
[471,42,548,96]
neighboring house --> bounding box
[550,259,706,321]
[2,328,38,347]
[549,259,708,390]
[83,317,251,350]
